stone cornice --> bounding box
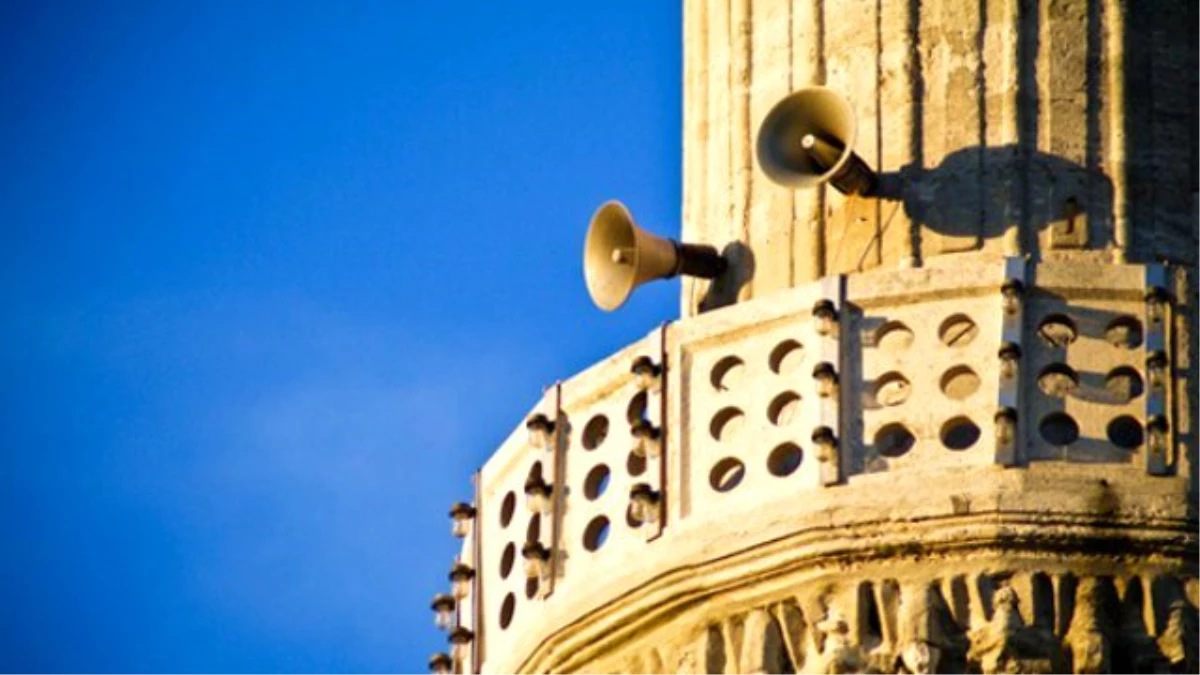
[518,471,1196,673]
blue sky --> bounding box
[0,2,681,671]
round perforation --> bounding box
[1037,314,1078,348]
[1040,413,1080,446]
[626,451,647,477]
[938,314,978,348]
[875,423,915,458]
[527,461,544,483]
[711,356,746,392]
[581,415,609,450]
[582,516,610,552]
[767,391,801,426]
[767,443,803,477]
[1105,316,1143,349]
[627,392,648,424]
[710,407,746,441]
[499,491,516,528]
[873,372,911,407]
[1107,415,1144,449]
[940,365,981,400]
[526,514,541,544]
[583,464,611,501]
[709,458,746,492]
[1105,366,1144,402]
[877,321,916,352]
[768,340,805,375]
[499,593,516,629]
[1038,364,1079,398]
[500,542,516,579]
[941,416,981,450]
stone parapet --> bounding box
[442,258,1197,674]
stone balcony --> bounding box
[443,256,1196,674]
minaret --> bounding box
[430,2,1197,673]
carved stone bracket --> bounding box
[605,570,1197,675]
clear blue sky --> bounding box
[0,2,681,671]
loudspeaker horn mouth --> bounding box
[755,86,877,195]
[582,200,728,312]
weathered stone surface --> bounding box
[439,2,1198,673]
[452,263,1197,674]
[680,0,1198,318]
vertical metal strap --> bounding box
[996,257,1028,467]
[823,274,845,486]
[649,322,669,540]
[471,472,483,673]
[1144,264,1171,475]
[547,382,564,595]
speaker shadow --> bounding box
[698,241,755,313]
[872,144,1115,260]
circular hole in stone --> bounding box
[626,391,648,424]
[499,593,516,629]
[1038,363,1079,398]
[1107,415,1144,449]
[877,321,916,352]
[940,365,981,400]
[525,577,538,600]
[581,415,609,450]
[767,443,803,477]
[768,340,805,375]
[526,514,541,544]
[582,516,610,552]
[1037,313,1079,348]
[626,451,647,477]
[938,314,978,348]
[709,457,746,492]
[528,461,544,483]
[711,356,746,392]
[873,372,911,407]
[625,502,644,528]
[1040,413,1080,446]
[710,407,746,441]
[767,391,802,426]
[1105,366,1144,402]
[500,542,516,579]
[1105,316,1143,349]
[499,491,516,528]
[874,423,916,458]
[941,416,981,450]
[583,464,611,501]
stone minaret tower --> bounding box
[432,1,1197,673]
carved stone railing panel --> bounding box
[843,265,1006,477]
[671,279,834,523]
[556,329,666,591]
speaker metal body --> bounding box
[756,86,877,195]
[584,201,725,311]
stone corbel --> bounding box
[966,586,1064,673]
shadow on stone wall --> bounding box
[872,145,1114,261]
[699,241,755,312]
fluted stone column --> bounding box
[680,0,1197,316]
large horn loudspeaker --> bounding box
[756,86,877,195]
[584,200,726,311]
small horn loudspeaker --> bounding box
[756,86,877,195]
[584,200,726,311]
